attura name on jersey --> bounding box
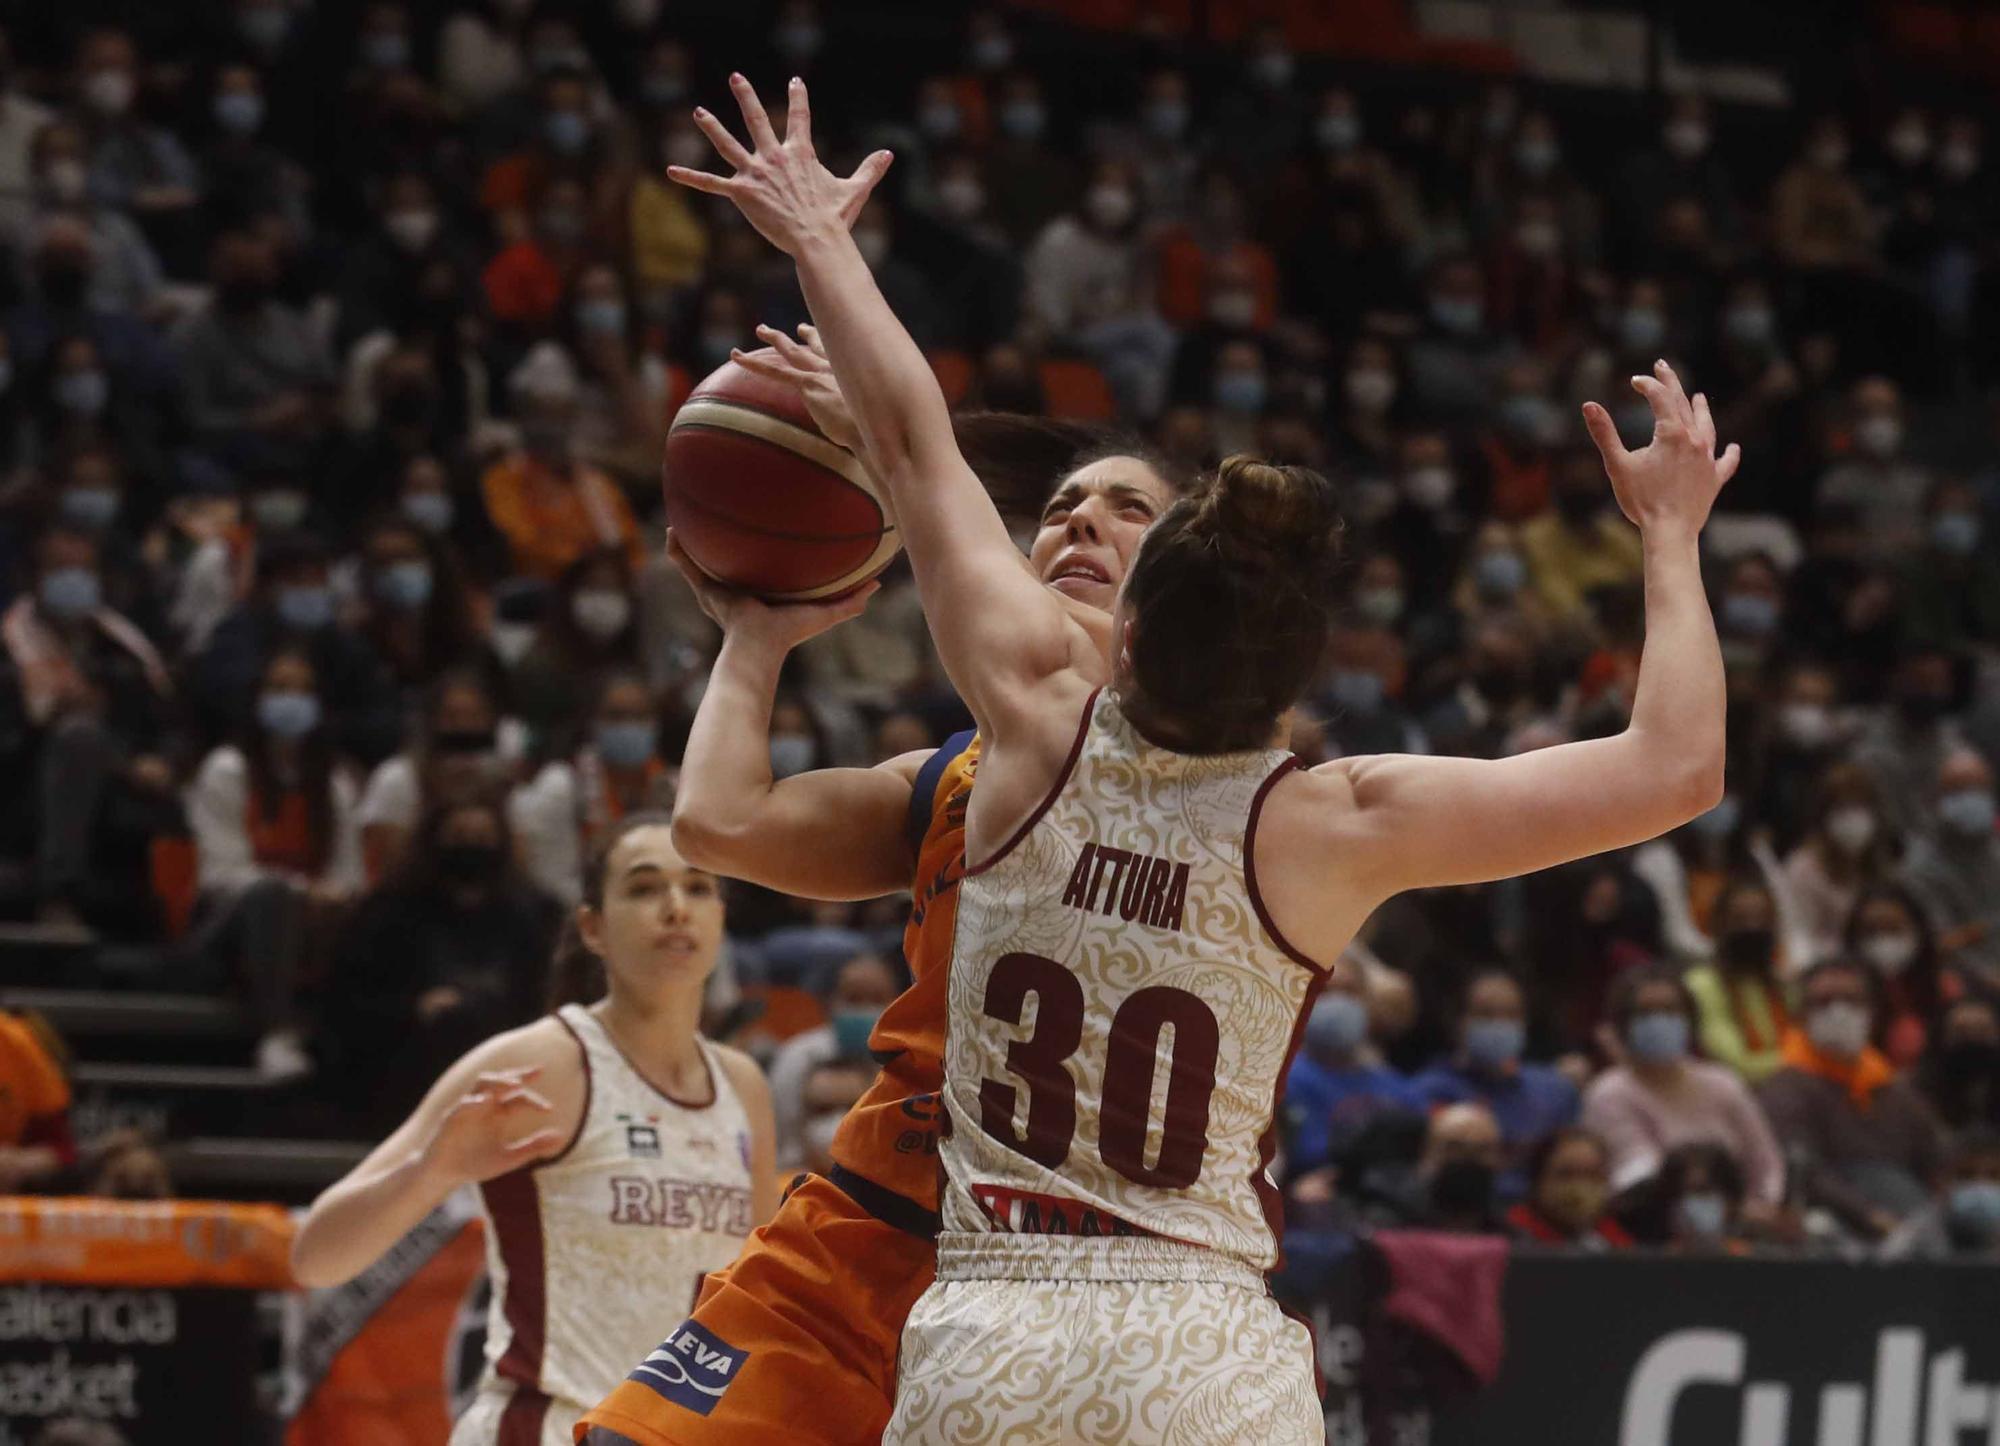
[1059,842,1190,933]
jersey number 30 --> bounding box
[978,951,1221,1188]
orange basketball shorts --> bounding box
[575,1172,936,1446]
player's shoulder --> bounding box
[458,1014,587,1082]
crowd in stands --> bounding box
[0,1,1995,1267]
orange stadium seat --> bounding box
[1038,358,1117,419]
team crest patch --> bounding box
[618,1112,662,1158]
[630,1319,747,1415]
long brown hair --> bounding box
[546,807,680,1010]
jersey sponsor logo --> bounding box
[1059,842,1190,933]
[607,1176,754,1235]
[628,1319,746,1416]
[616,1113,662,1159]
[970,1181,1155,1239]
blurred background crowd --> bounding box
[0,0,1993,1281]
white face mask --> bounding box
[1780,701,1834,750]
[1346,369,1395,413]
[1859,932,1919,977]
[84,69,134,117]
[1806,1000,1872,1060]
[1825,804,1877,855]
[1856,414,1903,459]
[1403,466,1455,510]
[571,589,631,640]
[491,621,538,667]
[1085,184,1135,231]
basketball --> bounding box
[663,359,900,602]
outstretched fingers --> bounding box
[1715,442,1742,486]
[729,73,780,153]
[784,76,812,148]
[1692,391,1717,451]
[1580,400,1628,467]
[729,346,809,388]
[689,106,751,172]
[755,323,824,371]
[839,150,895,222]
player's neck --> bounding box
[595,983,708,1085]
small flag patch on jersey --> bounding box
[630,1319,746,1415]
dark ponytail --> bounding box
[1120,455,1344,753]
[545,807,678,1010]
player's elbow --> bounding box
[668,806,737,873]
[1665,755,1726,828]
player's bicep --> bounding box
[1336,738,1712,895]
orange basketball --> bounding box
[663,360,900,601]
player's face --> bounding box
[1030,458,1175,611]
[587,824,726,989]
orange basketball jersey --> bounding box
[824,730,978,1222]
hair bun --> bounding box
[1199,455,1342,569]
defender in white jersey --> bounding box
[680,73,1738,1446]
[293,811,778,1445]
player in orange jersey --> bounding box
[579,358,1191,1444]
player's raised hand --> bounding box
[1581,359,1740,539]
[420,1067,563,1187]
[667,74,892,257]
[666,530,877,650]
[733,324,863,454]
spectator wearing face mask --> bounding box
[68,29,201,259]
[1782,763,1898,967]
[332,171,469,354]
[184,648,362,1078]
[1506,1128,1631,1249]
[1684,876,1792,1081]
[1758,958,1948,1239]
[483,174,599,327]
[572,670,674,847]
[481,347,643,582]
[1773,116,1874,275]
[1900,480,2000,652]
[1750,662,1851,847]
[201,64,306,238]
[507,547,641,751]
[1901,749,2000,982]
[479,68,604,217]
[1412,970,1579,1201]
[560,261,672,482]
[1613,96,1744,270]
[1406,253,1515,427]
[1024,158,1148,341]
[1814,376,1932,553]
[1422,617,1541,760]
[321,793,564,1128]
[768,951,902,1169]
[1520,446,1645,628]
[1155,167,1277,331]
[1583,966,1786,1207]
[191,531,400,765]
[1843,884,1962,1069]
[1919,998,2000,1132]
[1647,1142,1753,1253]
[173,231,335,472]
[6,215,174,415]
[0,524,176,935]
[1412,1101,1506,1234]
[1478,359,1563,522]
[17,121,167,324]
[913,151,1022,351]
[1376,429,1477,602]
[1883,1128,2000,1261]
[1282,970,1421,1179]
[438,0,533,116]
[1316,622,1427,760]
[1326,336,1405,476]
[1485,193,1587,356]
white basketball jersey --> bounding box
[939,690,1325,1271]
[462,1005,754,1442]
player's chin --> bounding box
[1046,574,1115,609]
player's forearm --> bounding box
[791,225,1016,564]
[1621,525,1726,814]
[672,629,785,858]
[291,1148,449,1288]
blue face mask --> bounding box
[1677,1191,1727,1240]
[1305,993,1369,1058]
[1145,100,1188,140]
[1722,593,1779,637]
[1627,1011,1689,1065]
[545,111,590,155]
[1328,669,1384,714]
[55,370,108,417]
[274,583,335,631]
[38,566,100,620]
[1933,512,1982,556]
[60,487,119,530]
[1315,113,1361,151]
[361,32,410,70]
[1430,297,1483,336]
[576,298,626,336]
[258,690,321,739]
[1725,305,1774,347]
[1213,372,1266,415]
[1620,308,1666,354]
[643,74,686,107]
[1464,1018,1524,1071]
[1947,1181,2000,1242]
[595,719,657,769]
[374,559,433,610]
[401,491,453,535]
[831,1007,878,1058]
[1940,789,1997,839]
[998,100,1045,141]
[214,91,264,134]
[1475,550,1527,599]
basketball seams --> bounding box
[665,449,891,542]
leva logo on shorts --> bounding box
[629,1319,747,1416]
